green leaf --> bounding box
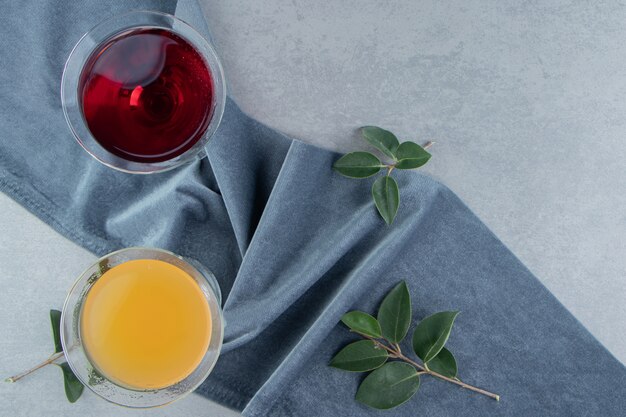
[58,362,84,403]
[412,311,460,363]
[334,152,383,178]
[355,362,420,410]
[329,340,388,372]
[361,126,400,160]
[426,347,457,378]
[50,309,62,353]
[341,311,382,338]
[371,175,399,225]
[377,281,411,343]
[394,141,431,170]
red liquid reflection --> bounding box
[79,28,214,163]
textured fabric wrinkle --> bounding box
[208,98,292,256]
[240,184,444,415]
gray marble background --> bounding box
[1,1,624,415]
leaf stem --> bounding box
[384,141,432,174]
[395,351,499,401]
[356,333,500,401]
[4,351,64,383]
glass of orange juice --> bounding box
[60,247,223,407]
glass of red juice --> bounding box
[61,11,226,173]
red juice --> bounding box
[79,28,214,163]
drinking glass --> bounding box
[60,247,224,408]
[61,11,226,174]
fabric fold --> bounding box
[207,98,292,256]
[220,140,443,350]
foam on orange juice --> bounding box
[80,259,212,389]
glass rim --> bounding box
[60,247,224,408]
[61,10,227,174]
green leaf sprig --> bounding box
[333,126,433,225]
[4,261,112,402]
[5,310,84,403]
[330,281,499,410]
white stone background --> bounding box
[1,1,624,416]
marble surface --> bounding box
[1,1,624,416]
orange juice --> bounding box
[80,259,212,389]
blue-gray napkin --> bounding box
[1,1,624,415]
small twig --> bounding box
[356,332,499,401]
[395,351,500,401]
[5,351,64,383]
[423,141,435,150]
[365,336,396,355]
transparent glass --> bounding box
[60,247,224,408]
[61,11,226,174]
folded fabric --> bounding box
[0,0,624,416]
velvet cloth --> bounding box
[0,1,624,415]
